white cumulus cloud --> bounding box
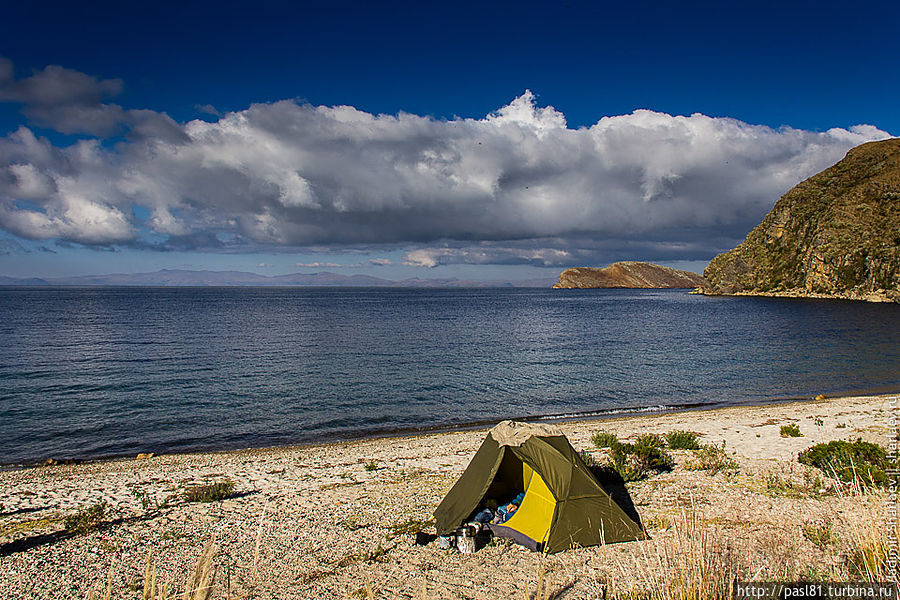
[0,60,894,265]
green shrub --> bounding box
[64,502,107,534]
[363,543,386,563]
[780,423,803,437]
[184,479,235,503]
[578,450,598,468]
[608,449,649,482]
[591,430,619,448]
[607,441,630,465]
[364,460,378,472]
[665,430,701,450]
[763,472,804,498]
[603,434,674,482]
[686,442,739,474]
[798,439,890,487]
[631,434,674,471]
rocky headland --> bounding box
[553,261,706,289]
[702,138,900,303]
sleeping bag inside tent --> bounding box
[434,420,646,554]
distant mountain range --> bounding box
[0,269,557,288]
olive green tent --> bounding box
[434,420,646,554]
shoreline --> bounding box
[6,387,900,472]
[697,288,900,303]
[0,392,893,598]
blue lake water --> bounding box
[1,287,898,465]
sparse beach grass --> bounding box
[64,502,108,535]
[685,442,739,474]
[183,480,236,503]
[388,517,434,539]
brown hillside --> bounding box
[702,138,900,302]
[553,262,705,289]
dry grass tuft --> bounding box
[88,540,219,600]
[608,510,743,600]
[183,541,217,600]
[521,562,554,600]
[86,570,112,600]
[251,499,268,583]
[840,495,893,582]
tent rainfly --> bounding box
[434,420,646,554]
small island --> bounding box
[553,261,706,289]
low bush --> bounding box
[686,442,738,474]
[798,439,890,488]
[362,543,386,563]
[578,450,599,468]
[665,430,701,450]
[64,502,107,534]
[591,431,619,448]
[802,520,833,549]
[608,446,650,482]
[631,434,674,471]
[605,434,674,482]
[184,479,235,503]
[780,423,803,437]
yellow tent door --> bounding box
[500,464,557,548]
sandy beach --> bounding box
[0,393,893,599]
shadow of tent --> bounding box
[0,489,262,556]
[586,465,645,533]
[0,506,46,519]
[0,530,75,556]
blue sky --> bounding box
[1,0,897,281]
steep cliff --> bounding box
[703,138,900,302]
[553,262,705,289]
